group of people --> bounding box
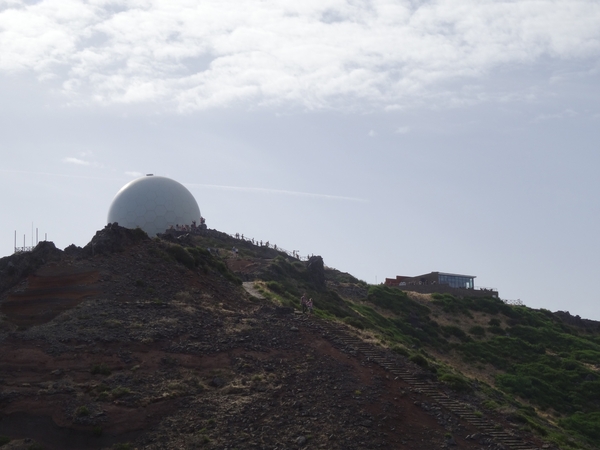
[168,217,206,233]
[234,233,277,250]
[300,294,313,315]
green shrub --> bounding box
[409,353,429,368]
[560,412,600,445]
[496,373,567,412]
[76,406,90,416]
[487,325,505,335]
[469,326,485,337]
[461,336,545,369]
[470,297,513,316]
[572,350,600,365]
[442,325,470,342]
[166,244,195,269]
[0,436,10,446]
[489,318,501,327]
[91,364,111,376]
[483,400,499,410]
[343,316,365,329]
[367,285,430,317]
[432,294,469,315]
[438,373,471,392]
[111,387,131,399]
[432,294,513,318]
[315,291,354,319]
[113,444,132,450]
[507,412,548,436]
[213,260,242,285]
[391,345,410,357]
[266,281,286,295]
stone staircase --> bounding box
[298,316,539,450]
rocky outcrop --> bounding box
[306,255,326,290]
[82,223,150,256]
[0,241,63,292]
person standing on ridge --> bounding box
[301,294,307,314]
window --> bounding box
[438,274,474,289]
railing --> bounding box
[14,246,35,253]
[227,233,310,261]
[475,286,498,292]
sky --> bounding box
[1,0,599,320]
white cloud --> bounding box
[63,157,90,165]
[395,126,410,134]
[1,0,599,111]
[62,155,104,167]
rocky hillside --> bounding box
[0,225,597,450]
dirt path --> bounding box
[242,281,265,299]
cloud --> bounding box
[395,126,410,134]
[62,155,105,168]
[533,108,578,122]
[63,157,90,166]
[187,183,367,202]
[1,0,599,111]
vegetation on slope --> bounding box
[357,289,600,450]
[176,230,600,449]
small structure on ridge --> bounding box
[385,271,498,298]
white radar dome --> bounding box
[107,175,201,236]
